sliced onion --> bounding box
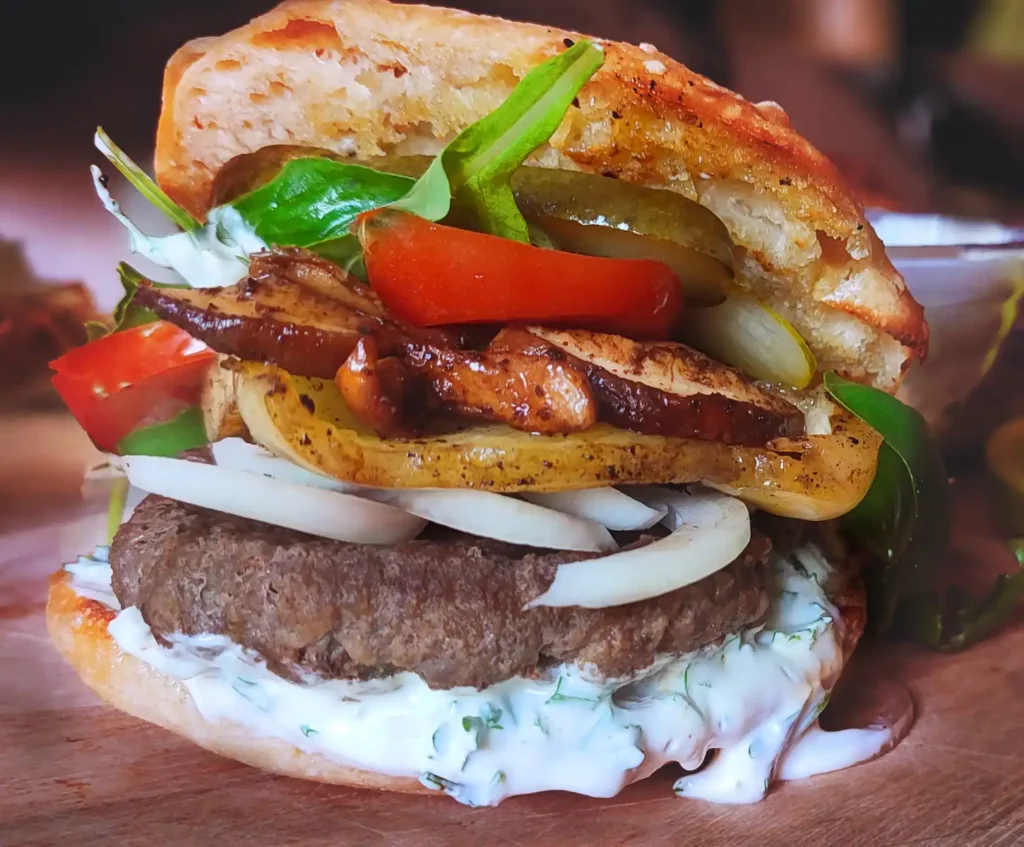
[680,293,816,389]
[522,488,667,531]
[213,438,615,552]
[378,489,617,553]
[121,485,148,524]
[212,438,362,493]
[528,488,750,609]
[122,455,426,544]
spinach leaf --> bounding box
[116,406,208,457]
[85,320,112,342]
[311,234,369,280]
[95,42,602,276]
[823,372,952,634]
[112,263,188,333]
[95,127,199,233]
[229,158,414,246]
[899,540,1024,650]
[980,269,1024,378]
[392,39,604,241]
[106,475,129,545]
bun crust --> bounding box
[45,571,427,793]
[153,0,926,391]
[47,566,867,793]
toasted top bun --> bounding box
[154,0,926,391]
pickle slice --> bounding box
[512,168,734,304]
[536,215,731,306]
[680,294,817,389]
[512,169,734,265]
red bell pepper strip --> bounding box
[357,209,683,340]
[50,321,215,452]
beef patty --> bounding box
[110,495,773,689]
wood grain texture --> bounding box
[1,418,1022,847]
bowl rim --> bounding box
[886,241,1024,261]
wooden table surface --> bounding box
[0,415,1022,847]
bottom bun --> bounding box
[47,562,868,797]
[46,571,427,794]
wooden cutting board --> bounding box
[1,417,1022,847]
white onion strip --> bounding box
[378,489,617,553]
[212,439,616,552]
[212,439,360,493]
[521,488,667,531]
[528,488,751,609]
[122,455,426,545]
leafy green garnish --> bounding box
[85,320,112,342]
[106,475,129,545]
[981,268,1024,377]
[461,704,504,733]
[116,407,208,457]
[546,676,600,705]
[300,725,319,738]
[95,127,199,233]
[85,262,163,340]
[392,40,604,241]
[823,372,952,634]
[481,704,504,730]
[112,262,188,333]
[313,234,369,280]
[899,539,1024,651]
[114,263,158,331]
[421,772,460,792]
[230,158,414,247]
[95,44,601,283]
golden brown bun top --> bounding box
[153,0,927,391]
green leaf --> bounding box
[899,540,1024,651]
[308,234,369,280]
[421,772,460,792]
[392,40,604,241]
[981,266,1024,377]
[149,42,600,276]
[481,704,504,730]
[823,371,952,634]
[106,475,129,545]
[546,675,600,705]
[229,158,414,246]
[95,128,199,233]
[114,263,156,330]
[116,406,208,457]
[113,262,188,332]
[85,320,112,342]
[393,158,454,224]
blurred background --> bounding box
[0,0,1022,514]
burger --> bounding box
[47,0,955,807]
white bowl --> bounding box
[871,213,1024,433]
